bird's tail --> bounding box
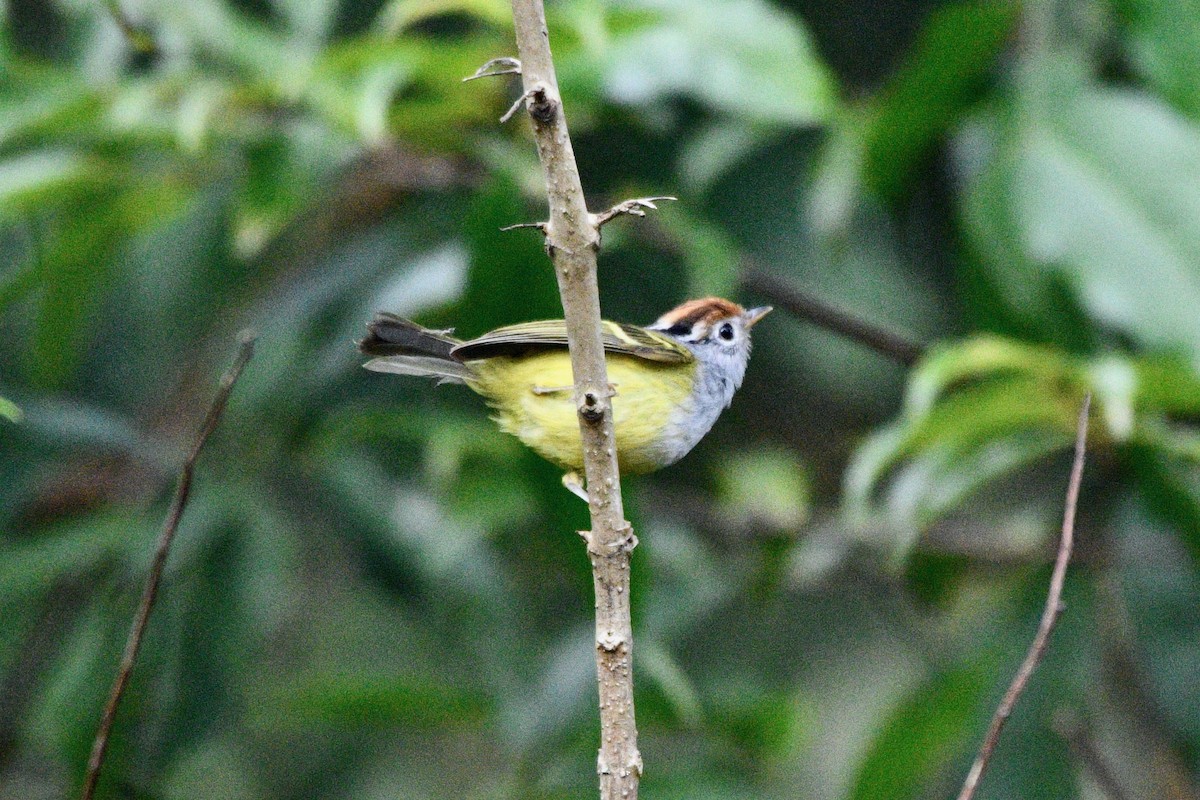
[358,313,472,384]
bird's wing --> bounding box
[451,320,693,364]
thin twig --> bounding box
[592,196,677,228]
[80,331,256,800]
[507,1,642,797]
[955,393,1091,800]
[462,56,522,82]
[743,268,925,366]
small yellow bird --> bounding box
[359,297,771,496]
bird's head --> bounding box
[649,297,772,389]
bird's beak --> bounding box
[743,306,773,328]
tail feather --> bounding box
[359,313,472,384]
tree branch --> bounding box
[955,393,1091,800]
[504,3,642,796]
[80,331,256,800]
[743,268,925,366]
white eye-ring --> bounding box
[718,322,735,341]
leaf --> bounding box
[0,513,146,601]
[849,664,990,800]
[808,0,1018,229]
[261,671,491,730]
[1113,0,1200,119]
[844,337,1085,558]
[603,0,835,125]
[715,446,810,532]
[966,69,1200,361]
[0,150,96,221]
[905,336,1071,416]
[639,639,702,728]
[651,205,742,298]
[860,0,1019,200]
[0,396,21,423]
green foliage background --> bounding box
[2,0,1200,798]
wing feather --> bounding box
[451,320,692,364]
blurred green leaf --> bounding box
[715,446,809,532]
[845,337,1084,557]
[652,205,741,298]
[603,0,836,124]
[905,336,1071,416]
[640,639,703,728]
[0,150,97,220]
[849,663,989,800]
[0,396,21,423]
[1113,0,1200,119]
[808,0,1017,230]
[861,0,1018,200]
[265,671,492,728]
[0,513,148,601]
[968,67,1200,358]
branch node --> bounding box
[597,630,625,652]
[580,391,605,422]
[462,56,522,82]
[528,85,556,123]
[591,196,677,229]
[585,524,637,558]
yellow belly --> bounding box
[467,351,697,473]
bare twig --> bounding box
[499,221,548,233]
[507,1,642,797]
[500,87,540,123]
[80,332,256,800]
[463,56,522,82]
[955,393,1091,800]
[743,268,925,366]
[592,196,677,228]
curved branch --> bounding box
[955,393,1091,800]
[81,331,256,800]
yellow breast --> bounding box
[466,351,697,473]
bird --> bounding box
[358,297,771,499]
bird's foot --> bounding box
[532,384,573,396]
[562,471,590,502]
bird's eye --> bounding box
[718,322,735,341]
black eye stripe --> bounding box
[664,322,692,336]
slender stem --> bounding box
[955,393,1091,800]
[80,332,256,800]
[506,3,641,797]
[743,268,925,366]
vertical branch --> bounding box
[955,393,1091,800]
[81,332,256,800]
[506,3,642,798]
